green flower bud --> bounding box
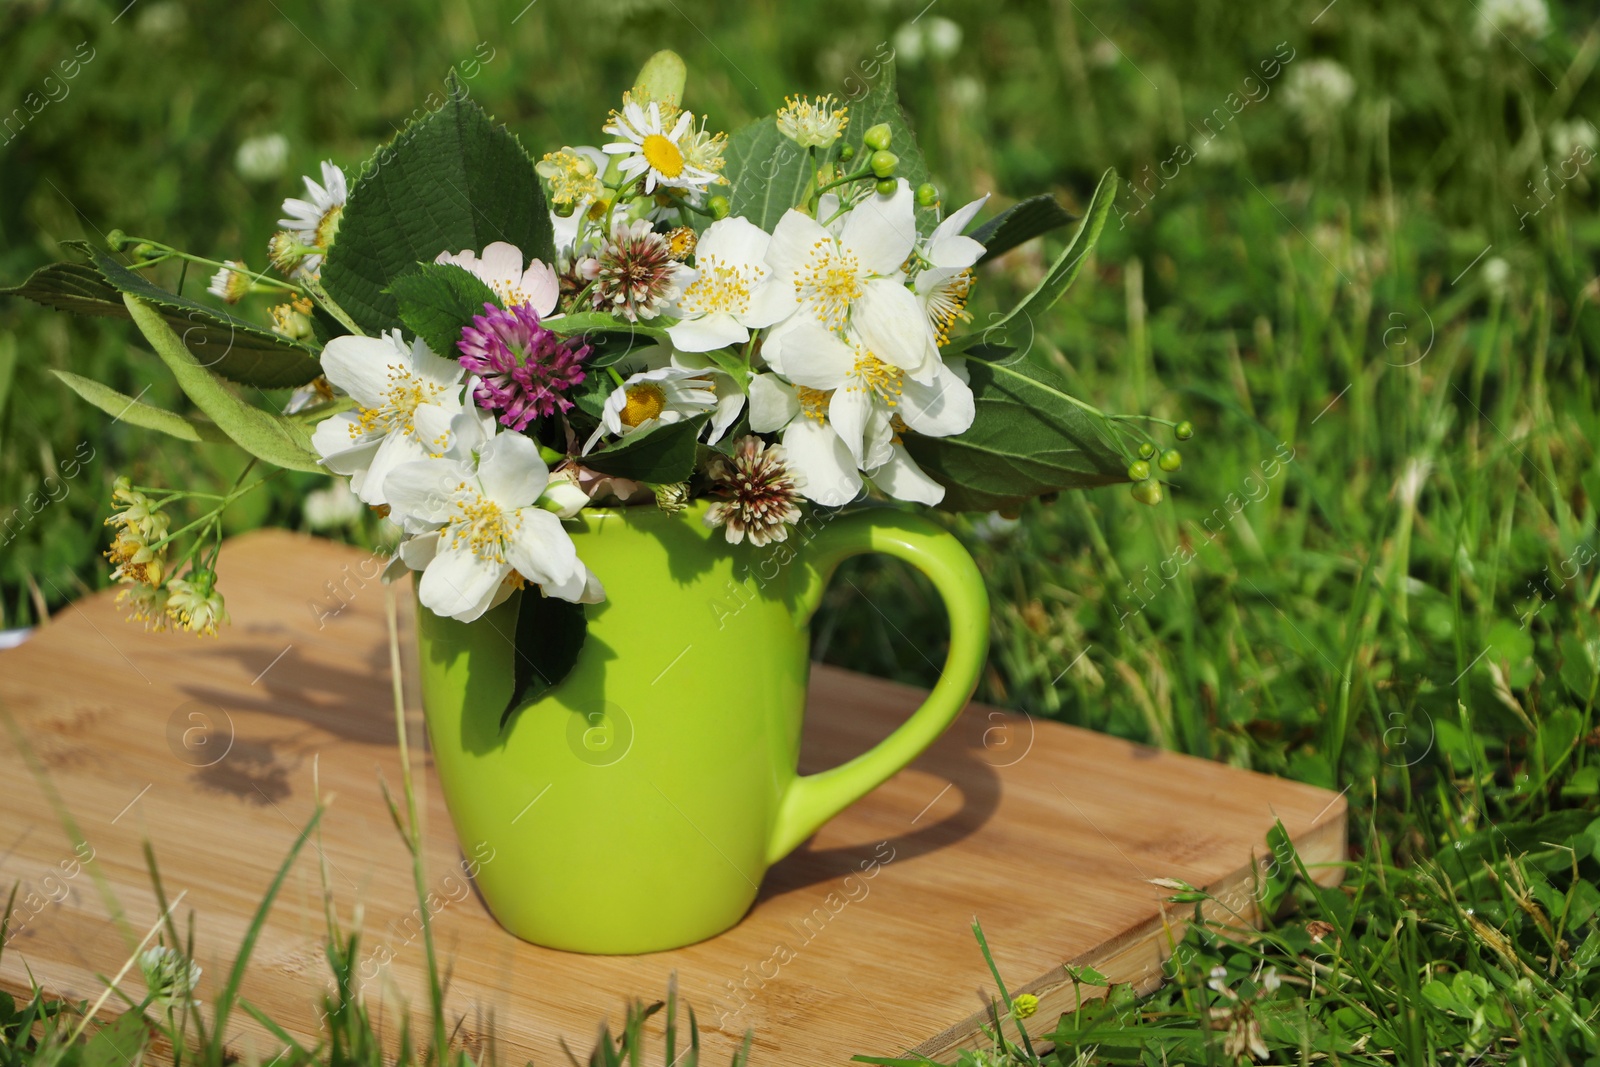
[869,150,899,178]
[915,182,939,207]
[106,229,129,252]
[553,200,577,218]
[1127,459,1151,481]
[838,143,856,162]
[1138,441,1156,459]
[1175,420,1194,440]
[1158,448,1182,472]
[709,195,731,220]
[875,178,897,195]
[863,123,893,151]
[1130,479,1164,506]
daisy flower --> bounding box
[435,241,561,316]
[206,260,253,304]
[309,330,465,507]
[278,160,348,275]
[666,216,791,352]
[603,99,722,195]
[584,364,719,454]
[384,410,602,621]
[763,179,940,383]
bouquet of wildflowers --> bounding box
[4,51,1186,705]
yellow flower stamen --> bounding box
[446,483,522,565]
[622,383,668,427]
[680,256,756,316]
[928,268,975,346]
[795,386,833,422]
[795,239,863,329]
[849,349,904,407]
[351,362,449,440]
[641,134,685,179]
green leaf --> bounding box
[903,346,1127,512]
[946,168,1120,355]
[123,294,325,473]
[582,413,709,483]
[323,89,554,334]
[504,593,587,727]
[389,263,499,360]
[723,57,937,233]
[547,312,671,369]
[2,251,323,388]
[972,194,1078,263]
[51,370,231,443]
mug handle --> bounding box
[765,508,991,865]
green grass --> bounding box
[4,0,1600,1062]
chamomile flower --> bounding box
[776,95,849,149]
[585,364,719,453]
[277,160,347,275]
[603,99,722,195]
[435,241,560,316]
[206,260,253,305]
[309,330,466,507]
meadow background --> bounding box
[3,0,1600,1061]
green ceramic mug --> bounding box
[415,501,989,954]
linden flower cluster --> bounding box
[104,478,229,636]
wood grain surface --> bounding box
[0,530,1346,1064]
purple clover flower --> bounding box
[456,302,589,431]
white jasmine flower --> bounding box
[434,241,560,316]
[384,414,602,621]
[914,194,988,346]
[309,330,465,507]
[603,99,722,195]
[234,133,288,182]
[1477,0,1549,42]
[206,260,253,305]
[763,179,939,382]
[666,216,791,352]
[1283,60,1356,127]
[775,95,850,149]
[278,161,348,275]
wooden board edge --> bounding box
[910,797,1348,1061]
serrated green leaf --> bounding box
[582,413,709,483]
[972,194,1078,263]
[323,90,554,334]
[504,592,587,726]
[2,252,322,388]
[947,169,1119,356]
[51,370,231,443]
[389,263,499,360]
[903,346,1126,511]
[123,295,325,473]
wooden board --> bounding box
[0,530,1346,1064]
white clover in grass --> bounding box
[603,99,722,195]
[139,946,201,1010]
[384,409,602,621]
[434,241,560,317]
[309,330,465,507]
[665,216,791,352]
[1476,0,1549,42]
[277,160,347,275]
[762,179,940,384]
[913,193,988,346]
